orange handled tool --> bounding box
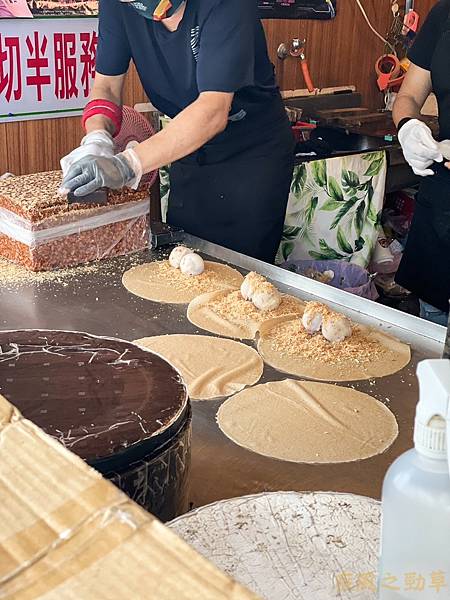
[289,39,316,93]
[402,0,419,38]
[375,54,405,91]
[301,57,315,94]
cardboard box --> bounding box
[0,395,259,599]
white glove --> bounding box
[397,119,443,177]
[60,130,115,177]
[437,140,450,163]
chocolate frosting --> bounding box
[0,330,188,463]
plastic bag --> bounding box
[281,259,379,301]
[0,198,150,249]
[0,198,150,271]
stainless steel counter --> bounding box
[0,236,444,512]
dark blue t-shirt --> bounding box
[408,0,450,71]
[96,0,280,125]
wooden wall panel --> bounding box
[0,1,437,175]
[263,0,436,107]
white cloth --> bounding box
[397,119,443,177]
[437,139,450,162]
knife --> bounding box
[67,189,108,205]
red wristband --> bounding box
[82,99,123,136]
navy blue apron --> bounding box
[167,98,295,264]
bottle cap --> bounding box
[415,360,450,460]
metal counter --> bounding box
[0,236,445,512]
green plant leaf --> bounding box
[342,170,360,191]
[375,209,383,228]
[321,198,343,212]
[354,200,366,238]
[291,164,307,195]
[364,156,385,177]
[282,226,302,240]
[282,242,295,261]
[354,236,366,252]
[366,181,377,223]
[305,196,318,224]
[315,239,347,260]
[367,180,374,204]
[327,176,344,202]
[367,205,377,224]
[330,197,359,229]
[311,160,327,188]
[361,151,384,162]
[337,226,353,254]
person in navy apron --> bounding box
[394,0,450,325]
[60,0,295,263]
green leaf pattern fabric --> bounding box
[277,151,387,267]
[159,164,171,221]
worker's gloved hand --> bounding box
[59,149,143,197]
[60,130,115,177]
[398,119,443,177]
[437,140,450,169]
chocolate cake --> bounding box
[0,172,150,271]
[0,330,191,520]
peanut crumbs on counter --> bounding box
[0,254,143,290]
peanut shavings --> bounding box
[266,319,385,366]
[0,254,142,290]
[206,290,303,322]
[153,260,234,293]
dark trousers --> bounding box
[396,168,450,313]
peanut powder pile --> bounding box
[258,316,411,382]
[206,289,303,322]
[153,260,235,293]
[269,320,383,365]
[122,260,244,304]
[303,301,332,317]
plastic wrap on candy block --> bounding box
[0,171,150,271]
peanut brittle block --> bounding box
[0,171,150,271]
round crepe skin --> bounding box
[123,260,244,304]
[134,334,264,400]
[257,317,411,382]
[187,288,305,340]
[217,379,399,464]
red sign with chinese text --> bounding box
[0,18,98,121]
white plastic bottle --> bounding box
[379,359,450,600]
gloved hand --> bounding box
[60,130,115,177]
[437,140,450,167]
[397,119,443,177]
[59,149,143,198]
